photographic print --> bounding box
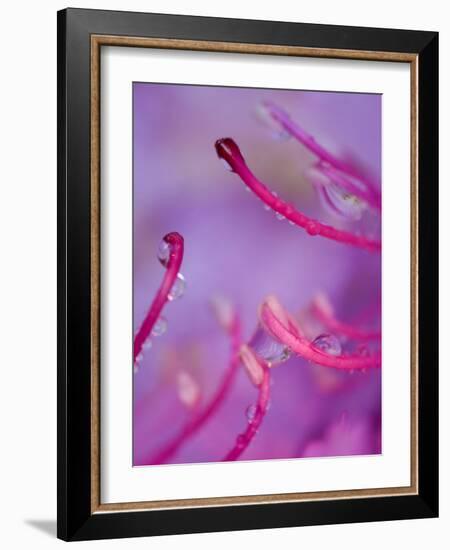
[133,83,382,467]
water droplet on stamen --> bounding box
[220,158,234,172]
[246,404,257,423]
[152,316,168,337]
[311,168,368,221]
[168,273,186,301]
[248,324,291,366]
[324,185,366,221]
[134,351,145,373]
[143,337,152,350]
[312,334,342,356]
[157,240,171,266]
[263,204,271,211]
[269,192,286,221]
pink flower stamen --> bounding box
[215,138,381,252]
[314,162,381,211]
[240,343,265,387]
[311,293,381,342]
[133,232,184,368]
[260,296,381,370]
[263,100,381,205]
[145,304,242,465]
[223,346,271,461]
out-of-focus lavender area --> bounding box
[133,83,381,466]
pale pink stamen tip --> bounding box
[176,370,201,408]
[262,100,282,118]
[313,292,334,317]
[240,345,264,387]
[260,295,303,338]
[210,295,235,331]
[260,295,289,327]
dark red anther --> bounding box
[215,138,246,171]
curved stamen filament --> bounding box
[263,100,381,202]
[215,138,381,253]
[133,232,184,367]
[145,309,242,465]
[223,346,271,461]
[311,293,381,342]
[260,297,380,370]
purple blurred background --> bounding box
[133,83,382,466]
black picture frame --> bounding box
[57,7,438,541]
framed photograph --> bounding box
[57,8,438,541]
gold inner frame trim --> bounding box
[90,35,419,514]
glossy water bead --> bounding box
[312,333,342,356]
[152,316,168,337]
[157,239,171,266]
[246,404,257,423]
[168,273,186,301]
[248,324,291,367]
